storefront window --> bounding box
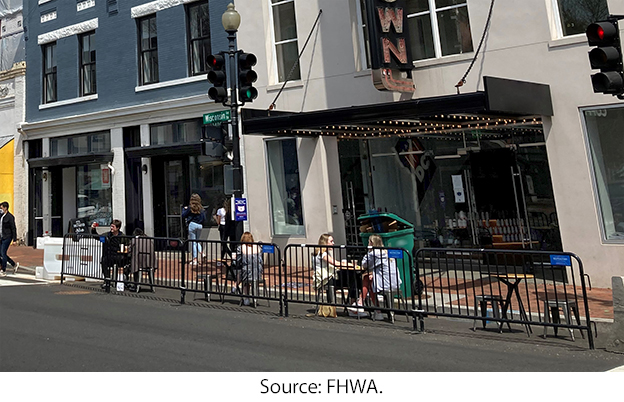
[150,119,202,145]
[583,106,624,242]
[266,138,304,236]
[77,163,112,226]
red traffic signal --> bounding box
[207,54,228,104]
[586,19,624,96]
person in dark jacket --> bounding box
[182,193,206,265]
[0,201,18,276]
[91,219,126,286]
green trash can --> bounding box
[358,212,415,297]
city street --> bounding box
[1,276,623,373]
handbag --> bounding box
[317,305,337,318]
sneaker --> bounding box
[13,262,19,274]
[347,303,368,318]
[373,311,384,321]
[0,271,6,277]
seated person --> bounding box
[312,234,365,316]
[128,228,157,292]
[91,219,127,287]
[236,232,263,306]
[359,235,402,321]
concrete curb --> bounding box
[607,276,624,354]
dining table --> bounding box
[490,273,534,336]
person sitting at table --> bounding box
[236,232,263,307]
[312,234,366,317]
[128,228,157,292]
[359,234,402,321]
[91,219,127,289]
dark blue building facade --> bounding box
[22,0,233,243]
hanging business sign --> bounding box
[365,0,414,93]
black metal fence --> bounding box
[282,244,415,322]
[414,247,594,349]
[61,234,596,349]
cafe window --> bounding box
[77,163,113,226]
[150,119,202,145]
[583,106,624,243]
[266,138,305,236]
[552,0,609,38]
[49,132,110,157]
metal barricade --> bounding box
[414,247,594,349]
[282,244,415,322]
[185,239,283,314]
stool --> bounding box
[375,291,409,323]
[541,299,584,341]
[195,273,222,302]
[473,295,507,332]
[137,267,155,293]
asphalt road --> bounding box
[2,278,624,373]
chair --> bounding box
[372,290,409,323]
[472,294,509,332]
[195,272,223,302]
[541,299,584,341]
[137,266,156,293]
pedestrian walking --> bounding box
[182,193,206,265]
[0,201,19,276]
[214,198,235,261]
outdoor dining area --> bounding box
[59,234,597,349]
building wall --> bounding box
[234,0,624,287]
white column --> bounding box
[110,128,126,232]
[140,124,154,237]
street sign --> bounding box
[234,198,247,221]
[203,110,231,125]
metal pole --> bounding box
[227,29,243,241]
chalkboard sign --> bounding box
[68,218,88,234]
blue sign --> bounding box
[234,198,247,221]
[388,249,403,259]
[550,254,571,266]
[262,245,275,254]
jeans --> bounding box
[188,222,203,259]
[0,237,16,271]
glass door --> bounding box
[164,159,187,238]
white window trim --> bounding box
[40,10,57,24]
[264,136,306,238]
[131,0,199,19]
[39,94,98,110]
[77,0,96,12]
[38,0,54,5]
[580,103,624,244]
[135,74,207,92]
[38,18,98,45]
[268,0,300,84]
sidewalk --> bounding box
[5,244,615,321]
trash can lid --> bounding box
[357,212,414,229]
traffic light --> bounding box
[237,52,258,103]
[586,19,624,96]
[207,54,228,104]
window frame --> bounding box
[550,0,610,39]
[186,0,211,76]
[358,0,473,63]
[581,104,624,244]
[138,14,159,86]
[42,41,57,104]
[269,0,301,83]
[79,31,97,97]
[265,137,306,237]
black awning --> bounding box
[28,152,114,168]
[241,77,553,137]
[125,142,204,158]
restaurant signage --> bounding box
[365,0,415,93]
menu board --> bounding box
[68,218,88,234]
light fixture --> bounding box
[222,3,240,32]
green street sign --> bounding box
[203,110,231,125]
